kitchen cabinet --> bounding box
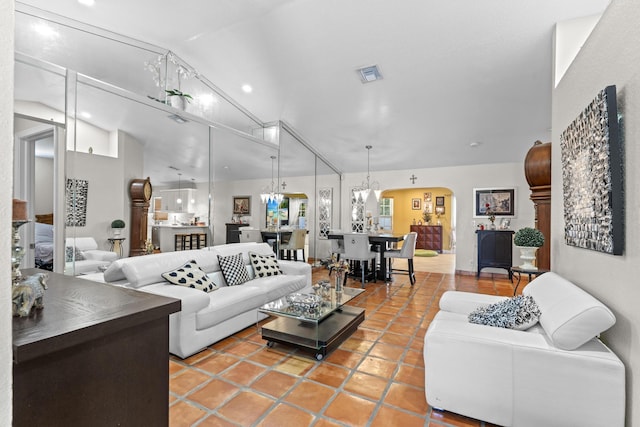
[152,225,209,252]
[155,189,196,213]
[410,225,443,252]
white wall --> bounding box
[34,156,53,214]
[554,13,602,88]
[552,1,640,424]
[342,161,534,274]
[1,0,13,421]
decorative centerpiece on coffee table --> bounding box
[514,227,545,270]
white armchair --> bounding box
[65,237,118,275]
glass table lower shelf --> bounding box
[258,287,365,360]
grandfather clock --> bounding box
[524,141,551,270]
[129,177,152,257]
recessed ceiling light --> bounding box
[241,84,253,93]
[356,65,383,83]
[78,0,95,6]
[33,23,58,38]
[470,141,482,148]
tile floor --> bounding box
[169,262,514,427]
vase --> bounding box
[334,271,343,293]
[517,246,538,270]
[170,96,186,111]
[12,220,29,286]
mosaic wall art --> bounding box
[65,178,89,227]
[317,188,332,238]
[560,85,623,255]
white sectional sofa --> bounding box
[96,242,311,358]
[65,237,118,275]
[424,272,625,427]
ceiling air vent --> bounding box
[357,65,383,83]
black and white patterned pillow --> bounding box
[218,253,251,286]
[65,246,86,262]
[161,259,218,293]
[249,251,282,278]
[468,295,541,330]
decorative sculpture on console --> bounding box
[12,273,48,317]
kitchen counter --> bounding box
[152,225,209,252]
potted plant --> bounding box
[513,227,544,270]
[111,219,125,237]
[422,210,432,225]
[165,89,193,111]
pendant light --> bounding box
[357,145,381,202]
[260,156,283,204]
[176,172,183,208]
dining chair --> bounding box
[383,231,417,285]
[343,233,378,288]
[329,230,346,261]
[280,229,306,261]
[239,227,263,243]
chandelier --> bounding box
[355,145,381,203]
[260,156,284,204]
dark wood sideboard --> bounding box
[13,269,181,427]
[410,224,443,252]
[476,230,514,279]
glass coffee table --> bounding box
[258,286,365,360]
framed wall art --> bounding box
[560,85,623,255]
[435,196,445,206]
[65,178,89,227]
[473,188,515,217]
[233,196,251,215]
[411,198,421,210]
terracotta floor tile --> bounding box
[379,331,411,347]
[275,355,315,376]
[248,347,289,366]
[211,336,238,351]
[234,324,259,338]
[344,371,389,400]
[188,378,240,409]
[357,355,398,379]
[284,380,335,413]
[182,348,214,365]
[387,322,418,336]
[361,318,389,330]
[350,327,383,342]
[168,400,206,427]
[307,363,350,388]
[169,360,185,375]
[385,383,429,415]
[220,361,266,386]
[430,408,483,426]
[313,419,344,427]
[339,336,375,353]
[256,403,315,427]
[403,348,424,367]
[368,342,405,361]
[169,395,177,404]
[324,349,364,369]
[217,391,275,425]
[196,415,238,427]
[371,405,427,427]
[169,369,211,396]
[194,354,240,375]
[252,370,298,398]
[395,363,425,388]
[224,340,262,358]
[324,392,376,427]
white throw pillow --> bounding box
[249,251,282,278]
[161,259,218,293]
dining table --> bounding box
[327,232,405,281]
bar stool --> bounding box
[190,233,207,249]
[174,234,191,251]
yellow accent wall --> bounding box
[381,187,453,250]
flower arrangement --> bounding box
[165,89,193,103]
[422,210,432,224]
[328,255,350,275]
[484,203,496,224]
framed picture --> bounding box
[423,192,432,202]
[411,198,421,210]
[233,196,251,215]
[435,196,445,207]
[435,206,445,215]
[473,188,515,217]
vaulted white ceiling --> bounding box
[16,0,610,176]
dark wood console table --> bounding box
[410,224,443,252]
[13,269,180,427]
